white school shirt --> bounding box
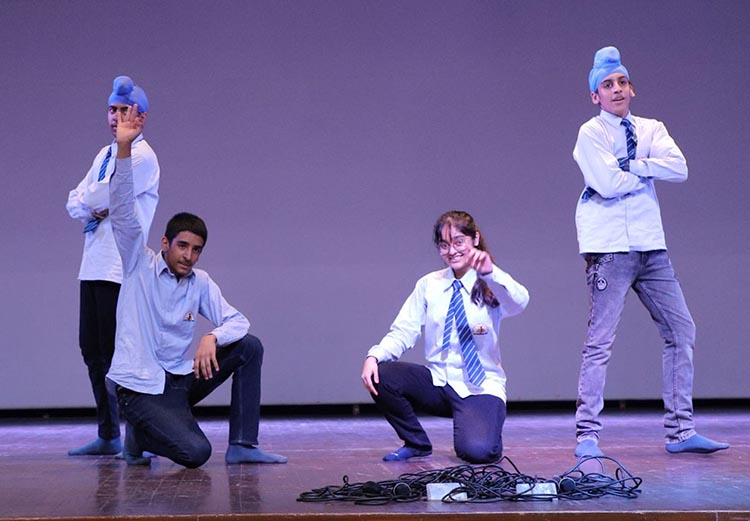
[573,110,687,253]
[66,135,160,283]
[367,266,529,401]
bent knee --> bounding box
[237,334,264,358]
[456,441,501,464]
[371,362,404,397]
[376,361,420,384]
[174,439,212,468]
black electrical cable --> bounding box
[296,455,642,504]
[552,455,643,500]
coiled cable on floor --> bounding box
[296,455,641,504]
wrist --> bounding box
[116,141,134,159]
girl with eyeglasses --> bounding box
[361,210,529,463]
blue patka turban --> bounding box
[588,46,629,93]
[108,76,149,113]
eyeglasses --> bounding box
[437,235,471,253]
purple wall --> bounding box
[2,0,749,408]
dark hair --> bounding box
[164,212,208,245]
[433,210,499,308]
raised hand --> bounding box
[116,104,144,147]
[467,248,493,276]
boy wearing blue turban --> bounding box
[572,47,729,457]
[66,76,160,456]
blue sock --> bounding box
[666,434,730,454]
[574,439,604,458]
[382,446,432,462]
[115,450,157,460]
[225,444,287,464]
[68,437,122,456]
[123,424,150,466]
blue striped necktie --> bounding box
[620,119,637,171]
[441,280,486,386]
[83,147,112,234]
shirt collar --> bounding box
[599,109,634,129]
[443,267,478,293]
[157,251,195,280]
[157,252,171,276]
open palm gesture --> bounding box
[116,104,144,146]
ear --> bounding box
[590,91,600,105]
[629,85,635,98]
[161,236,169,252]
[474,231,480,247]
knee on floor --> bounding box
[456,441,501,464]
[175,438,212,469]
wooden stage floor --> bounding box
[0,406,748,521]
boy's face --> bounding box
[590,73,634,118]
[107,103,147,138]
[161,231,205,279]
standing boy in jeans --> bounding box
[572,46,729,458]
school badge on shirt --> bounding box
[472,323,490,335]
[183,311,195,322]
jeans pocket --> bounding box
[116,385,133,408]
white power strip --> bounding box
[515,482,558,499]
[426,483,467,501]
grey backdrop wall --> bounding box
[1,0,748,409]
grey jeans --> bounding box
[576,250,697,443]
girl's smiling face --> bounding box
[437,225,478,278]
